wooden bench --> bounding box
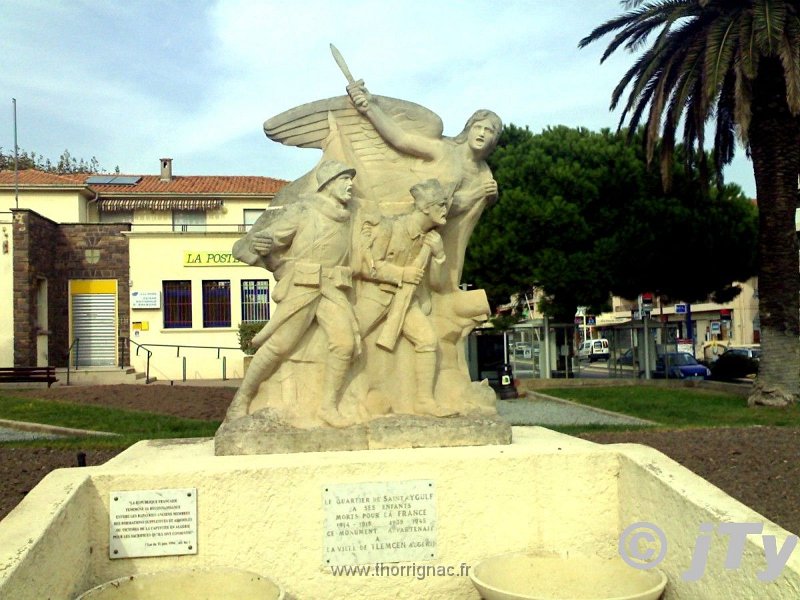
[0,366,58,387]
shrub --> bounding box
[238,321,268,355]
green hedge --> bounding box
[238,321,268,355]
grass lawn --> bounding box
[542,385,800,429]
[0,395,219,449]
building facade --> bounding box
[0,160,286,380]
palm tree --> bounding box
[580,0,800,406]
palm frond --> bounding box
[579,7,657,52]
[581,0,800,193]
[620,18,701,116]
[660,42,705,184]
[778,15,800,113]
[646,72,670,162]
[703,16,739,107]
[733,60,755,142]
[611,50,660,111]
[714,71,738,174]
[737,14,758,79]
[680,72,706,163]
[646,45,693,162]
[753,0,787,54]
[601,15,663,62]
[579,0,691,55]
[623,1,698,54]
[623,73,662,137]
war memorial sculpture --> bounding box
[5,45,800,600]
[215,46,510,454]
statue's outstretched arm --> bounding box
[347,82,441,162]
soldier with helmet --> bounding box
[226,160,361,427]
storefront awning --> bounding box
[98,198,223,211]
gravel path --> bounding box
[497,396,653,427]
[0,426,62,442]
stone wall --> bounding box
[11,210,131,367]
[11,210,60,366]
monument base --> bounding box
[2,429,799,599]
[214,410,511,455]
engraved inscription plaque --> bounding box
[323,480,436,566]
[109,488,198,559]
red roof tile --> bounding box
[0,170,86,186]
[0,170,288,195]
[92,175,287,195]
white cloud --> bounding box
[0,0,756,195]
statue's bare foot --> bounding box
[415,399,458,418]
[317,405,352,428]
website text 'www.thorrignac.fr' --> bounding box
[330,562,471,580]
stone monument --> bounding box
[7,47,800,600]
[215,45,509,454]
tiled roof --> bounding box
[92,175,287,195]
[0,170,86,186]
[0,170,288,195]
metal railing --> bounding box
[127,338,154,384]
[122,340,240,382]
[118,336,128,370]
[128,223,246,233]
[66,337,80,386]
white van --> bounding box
[578,338,610,362]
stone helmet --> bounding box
[316,160,356,192]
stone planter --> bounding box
[75,567,284,600]
[469,553,667,600]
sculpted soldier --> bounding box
[355,178,455,417]
[225,160,361,427]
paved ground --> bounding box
[0,426,62,442]
[496,395,652,427]
[0,385,650,441]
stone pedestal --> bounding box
[2,429,799,599]
[214,411,511,455]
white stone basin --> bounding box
[75,567,284,600]
[469,553,667,600]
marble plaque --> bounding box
[109,488,198,559]
[323,480,436,566]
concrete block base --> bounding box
[214,411,512,455]
[1,428,798,599]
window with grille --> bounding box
[202,280,231,327]
[163,281,192,328]
[241,279,270,322]
[173,210,206,232]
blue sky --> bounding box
[1,0,756,197]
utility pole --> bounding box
[12,98,19,208]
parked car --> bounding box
[578,338,610,362]
[722,345,762,361]
[710,346,760,380]
[578,338,609,362]
[616,348,634,366]
[651,352,711,380]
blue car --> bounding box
[651,352,711,380]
